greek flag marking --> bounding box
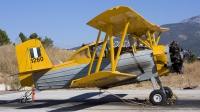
[30,47,41,58]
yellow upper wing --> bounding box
[87,6,169,37]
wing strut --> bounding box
[95,28,109,73]
[113,21,130,70]
[87,21,130,75]
[87,28,102,76]
[155,32,161,45]
[109,24,115,72]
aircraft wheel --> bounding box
[149,90,166,105]
[20,97,27,103]
[163,87,173,98]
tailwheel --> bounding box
[149,90,167,105]
[20,90,32,103]
[163,86,173,99]
[20,97,27,103]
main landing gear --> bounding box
[149,77,173,105]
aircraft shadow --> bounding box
[1,92,200,111]
[14,92,130,111]
[48,97,147,112]
[0,99,21,105]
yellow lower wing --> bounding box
[70,71,137,88]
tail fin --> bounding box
[15,39,53,73]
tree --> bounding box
[19,32,27,42]
[0,29,11,46]
[189,52,197,63]
[29,33,42,41]
[41,36,53,47]
[29,33,54,47]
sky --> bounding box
[1,0,200,49]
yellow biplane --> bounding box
[15,6,184,105]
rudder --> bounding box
[15,39,53,73]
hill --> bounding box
[160,15,200,55]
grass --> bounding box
[0,45,18,75]
[45,47,74,65]
[0,44,200,90]
[111,62,200,90]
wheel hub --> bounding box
[153,94,162,102]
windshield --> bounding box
[89,43,109,59]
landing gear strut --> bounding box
[149,77,173,105]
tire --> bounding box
[163,87,173,98]
[20,97,27,103]
[149,90,167,105]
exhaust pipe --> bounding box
[164,62,172,68]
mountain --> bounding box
[160,15,200,55]
[181,15,200,24]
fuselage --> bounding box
[32,44,171,90]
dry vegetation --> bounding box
[0,45,19,90]
[0,45,18,75]
[0,45,200,90]
[111,62,200,90]
[45,47,74,65]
